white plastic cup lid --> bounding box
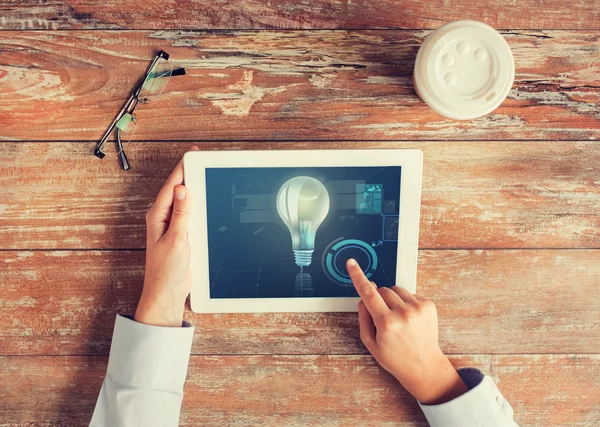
[414,20,515,120]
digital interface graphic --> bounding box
[205,166,402,299]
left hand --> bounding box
[134,146,199,327]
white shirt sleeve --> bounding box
[90,314,194,427]
[419,367,518,427]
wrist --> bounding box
[403,351,469,405]
[134,292,185,327]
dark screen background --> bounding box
[205,166,402,298]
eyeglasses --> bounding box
[94,50,186,170]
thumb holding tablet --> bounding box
[167,185,192,239]
[346,258,469,405]
[135,146,199,328]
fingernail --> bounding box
[175,187,186,200]
[347,258,357,267]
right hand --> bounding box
[346,258,469,405]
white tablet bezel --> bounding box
[184,149,423,313]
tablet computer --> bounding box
[183,149,423,313]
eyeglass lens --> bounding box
[139,59,173,102]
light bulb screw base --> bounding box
[294,249,313,267]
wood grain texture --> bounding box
[1,0,598,424]
[1,354,598,426]
[1,142,598,250]
[494,355,600,427]
[1,249,598,356]
[1,31,599,141]
[1,0,599,30]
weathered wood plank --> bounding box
[1,31,599,141]
[0,0,599,30]
[0,355,483,426]
[1,250,598,355]
[1,354,598,426]
[1,142,598,250]
[494,355,600,427]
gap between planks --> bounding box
[0,353,598,357]
[1,248,599,252]
[4,139,600,143]
[0,28,599,33]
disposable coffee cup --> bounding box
[413,20,515,120]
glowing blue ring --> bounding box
[325,253,350,283]
[333,245,372,274]
[332,239,378,270]
[325,239,378,285]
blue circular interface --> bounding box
[322,238,378,286]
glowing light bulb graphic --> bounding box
[276,176,330,268]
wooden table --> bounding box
[1,2,599,426]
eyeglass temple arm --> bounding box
[94,50,170,158]
[116,127,131,171]
[94,95,138,158]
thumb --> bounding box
[167,185,191,238]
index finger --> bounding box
[347,258,389,317]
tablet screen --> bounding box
[205,166,401,298]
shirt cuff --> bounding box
[418,368,513,427]
[106,314,194,392]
